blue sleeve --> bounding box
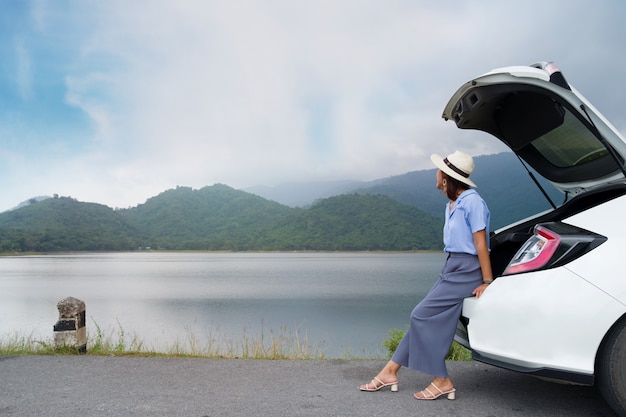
[465,194,489,234]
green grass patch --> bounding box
[382,326,472,361]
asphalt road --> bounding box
[0,355,618,417]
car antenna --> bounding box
[580,104,626,178]
[515,154,558,209]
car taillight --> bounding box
[502,222,607,276]
[503,226,560,275]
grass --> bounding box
[0,319,326,360]
[0,321,473,361]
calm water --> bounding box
[0,252,445,358]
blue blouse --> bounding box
[443,189,490,255]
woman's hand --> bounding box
[473,283,490,299]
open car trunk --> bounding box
[443,62,626,200]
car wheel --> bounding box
[597,317,626,417]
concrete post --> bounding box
[53,297,87,353]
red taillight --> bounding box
[503,225,561,275]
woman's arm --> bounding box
[472,228,493,299]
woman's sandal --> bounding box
[359,376,398,392]
[413,382,456,400]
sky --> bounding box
[1,0,626,211]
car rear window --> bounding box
[530,110,608,168]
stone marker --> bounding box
[53,297,87,353]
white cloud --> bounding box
[1,0,625,211]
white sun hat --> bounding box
[430,150,477,188]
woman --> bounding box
[359,150,493,400]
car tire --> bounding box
[597,317,626,417]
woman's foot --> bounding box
[413,378,455,400]
[359,360,401,392]
[359,376,398,392]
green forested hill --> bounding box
[0,185,443,252]
[0,197,141,251]
[263,194,441,251]
[121,184,295,250]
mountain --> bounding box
[247,152,562,229]
[0,152,563,252]
[0,185,442,252]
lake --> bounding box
[0,252,446,358]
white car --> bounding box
[442,62,626,417]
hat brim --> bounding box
[430,154,477,188]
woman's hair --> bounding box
[442,172,469,201]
